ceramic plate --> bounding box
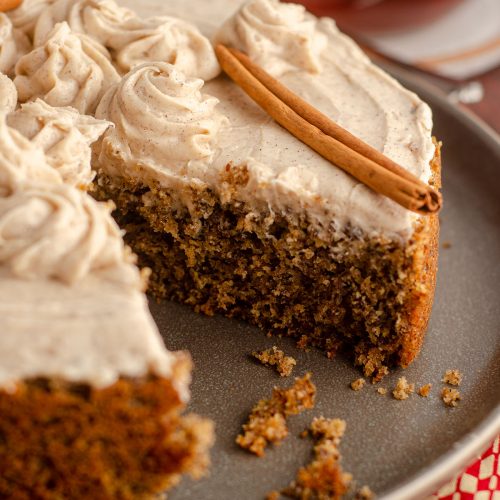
[150,69,500,499]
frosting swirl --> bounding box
[0,114,61,195]
[33,0,220,80]
[0,73,17,113]
[7,0,57,40]
[114,15,220,80]
[0,182,142,286]
[0,13,31,77]
[95,62,226,177]
[214,0,326,76]
[8,99,112,188]
[14,22,120,115]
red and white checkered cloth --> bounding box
[431,436,500,499]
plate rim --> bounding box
[379,64,500,500]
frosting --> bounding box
[7,0,57,40]
[0,13,31,77]
[0,73,17,113]
[8,99,112,187]
[115,0,436,241]
[0,268,180,390]
[14,22,120,115]
[95,62,227,179]
[34,0,220,80]
[0,114,62,194]
[113,15,220,79]
[0,181,142,286]
[214,0,327,75]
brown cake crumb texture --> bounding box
[0,355,213,499]
[92,143,441,379]
[350,378,366,391]
[418,383,432,397]
[441,387,461,407]
[442,369,462,386]
[281,417,352,500]
[356,485,375,500]
[236,373,316,457]
[392,377,415,400]
[253,346,297,377]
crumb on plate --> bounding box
[236,373,316,456]
[253,346,297,377]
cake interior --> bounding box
[0,355,212,500]
[93,144,440,379]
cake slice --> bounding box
[0,117,213,498]
[92,0,441,379]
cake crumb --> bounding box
[356,485,375,499]
[441,387,461,407]
[266,491,280,500]
[296,335,309,350]
[377,387,387,395]
[442,241,452,249]
[350,378,366,391]
[392,377,415,400]
[299,429,309,439]
[442,369,462,386]
[281,417,352,499]
[236,373,316,456]
[418,383,432,397]
[253,346,297,377]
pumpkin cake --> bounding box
[0,112,213,498]
[91,0,441,380]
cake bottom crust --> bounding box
[93,144,441,378]
[0,355,213,500]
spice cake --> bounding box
[0,113,213,498]
[90,0,441,379]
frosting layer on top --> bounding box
[111,0,436,241]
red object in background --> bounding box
[301,0,464,34]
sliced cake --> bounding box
[91,0,441,379]
[0,115,214,498]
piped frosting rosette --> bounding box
[0,181,142,287]
[0,114,62,195]
[7,0,58,40]
[33,0,220,80]
[95,61,227,178]
[0,73,17,113]
[214,0,327,76]
[14,22,120,115]
[8,99,112,188]
[0,13,31,77]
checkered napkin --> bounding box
[431,436,500,499]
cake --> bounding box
[0,109,213,496]
[89,0,441,379]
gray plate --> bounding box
[150,70,500,499]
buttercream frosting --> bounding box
[95,62,227,179]
[0,268,179,390]
[214,0,327,75]
[0,13,31,77]
[7,0,57,40]
[33,0,220,80]
[8,99,111,187]
[14,22,120,115]
[0,114,62,194]
[0,182,141,286]
[0,73,17,113]
[114,0,436,241]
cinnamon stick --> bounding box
[215,44,442,215]
[0,0,22,12]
